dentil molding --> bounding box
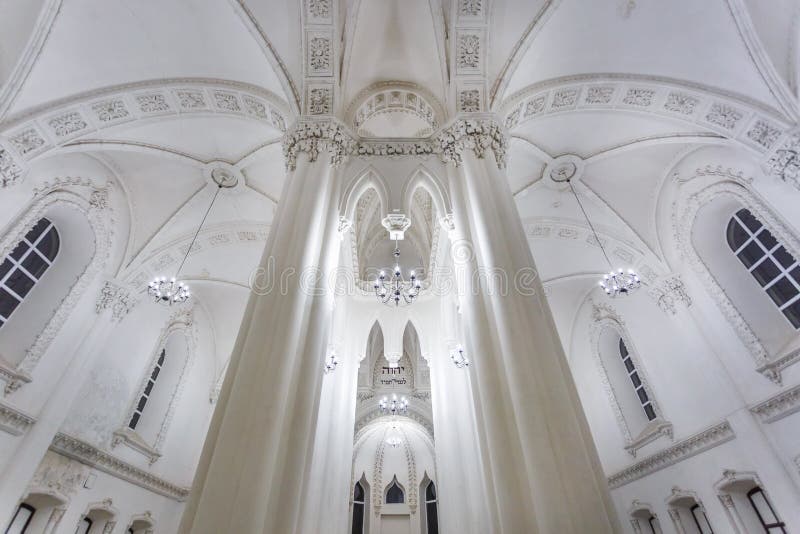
[749,383,800,423]
[0,398,36,435]
[607,420,735,489]
[50,433,190,501]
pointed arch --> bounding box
[341,166,391,224]
[401,166,450,220]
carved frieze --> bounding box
[607,421,735,489]
[0,147,23,187]
[765,133,800,189]
[282,120,356,170]
[436,118,507,168]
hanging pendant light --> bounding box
[373,214,423,306]
[373,238,423,306]
[379,394,409,416]
[148,170,237,305]
[567,180,641,298]
[450,345,470,369]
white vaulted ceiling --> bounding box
[341,0,447,111]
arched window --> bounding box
[747,487,786,532]
[727,208,800,328]
[619,338,656,422]
[646,515,662,534]
[5,503,35,534]
[690,504,713,533]
[386,477,404,504]
[75,517,93,534]
[352,482,365,534]
[0,218,59,328]
[425,481,438,534]
[128,348,166,430]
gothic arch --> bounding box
[401,166,451,222]
[340,166,390,225]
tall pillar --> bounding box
[178,120,353,534]
[438,118,621,533]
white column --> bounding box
[439,118,621,533]
[428,293,491,533]
[178,121,351,534]
[299,293,362,534]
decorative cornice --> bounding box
[50,433,190,501]
[749,383,800,423]
[0,398,36,435]
[111,428,162,465]
[435,118,507,169]
[607,421,735,489]
[282,119,356,171]
[624,419,674,457]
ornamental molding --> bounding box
[673,179,800,383]
[0,183,115,387]
[116,307,196,461]
[501,74,790,156]
[50,433,190,501]
[0,398,36,435]
[607,421,735,489]
[435,118,507,168]
[0,78,289,180]
[398,426,418,513]
[372,425,389,515]
[352,86,439,138]
[749,384,800,423]
[95,280,136,322]
[589,302,668,451]
[646,274,692,315]
[765,131,800,189]
[282,119,356,171]
[344,81,446,130]
[120,221,270,291]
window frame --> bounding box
[619,338,657,422]
[75,516,93,534]
[128,348,166,430]
[727,208,800,328]
[746,487,786,533]
[352,482,365,534]
[690,503,713,534]
[0,218,59,328]
[5,503,35,534]
[425,481,438,534]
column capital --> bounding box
[282,118,356,171]
[435,116,507,169]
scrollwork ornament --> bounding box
[436,119,507,169]
[282,120,356,171]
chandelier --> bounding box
[148,169,236,305]
[373,214,422,306]
[386,436,402,448]
[451,345,470,369]
[567,180,641,298]
[379,394,409,416]
[323,349,339,374]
